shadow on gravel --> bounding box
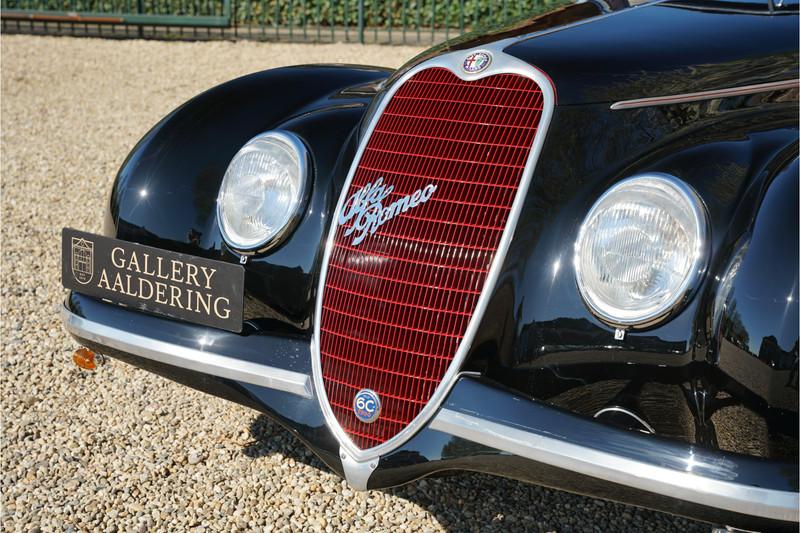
[243,414,335,473]
[243,414,708,532]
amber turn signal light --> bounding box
[72,347,97,371]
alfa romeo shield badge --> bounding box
[463,51,492,73]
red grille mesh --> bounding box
[319,67,545,449]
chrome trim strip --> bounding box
[610,79,800,110]
[430,408,800,522]
[311,39,557,467]
[593,406,656,434]
[61,305,314,399]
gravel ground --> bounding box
[1,35,709,532]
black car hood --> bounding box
[395,1,799,106]
[506,2,798,105]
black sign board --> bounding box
[62,228,245,333]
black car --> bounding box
[60,1,799,530]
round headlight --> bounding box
[217,131,309,251]
[574,174,708,327]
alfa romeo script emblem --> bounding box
[338,177,437,246]
[463,51,491,73]
[71,237,94,284]
[353,389,381,423]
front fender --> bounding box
[105,64,390,332]
[713,156,799,415]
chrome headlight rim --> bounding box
[574,173,709,328]
[216,130,311,254]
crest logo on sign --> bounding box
[71,237,94,284]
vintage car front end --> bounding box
[61,1,799,530]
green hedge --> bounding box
[5,0,571,29]
[233,0,572,28]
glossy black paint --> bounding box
[504,3,799,105]
[82,0,800,524]
[710,157,799,457]
[107,64,390,333]
[714,158,798,408]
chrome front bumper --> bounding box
[62,296,799,527]
[61,305,312,398]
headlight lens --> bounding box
[574,174,708,327]
[217,131,309,251]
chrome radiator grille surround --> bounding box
[313,47,556,463]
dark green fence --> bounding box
[1,0,571,44]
